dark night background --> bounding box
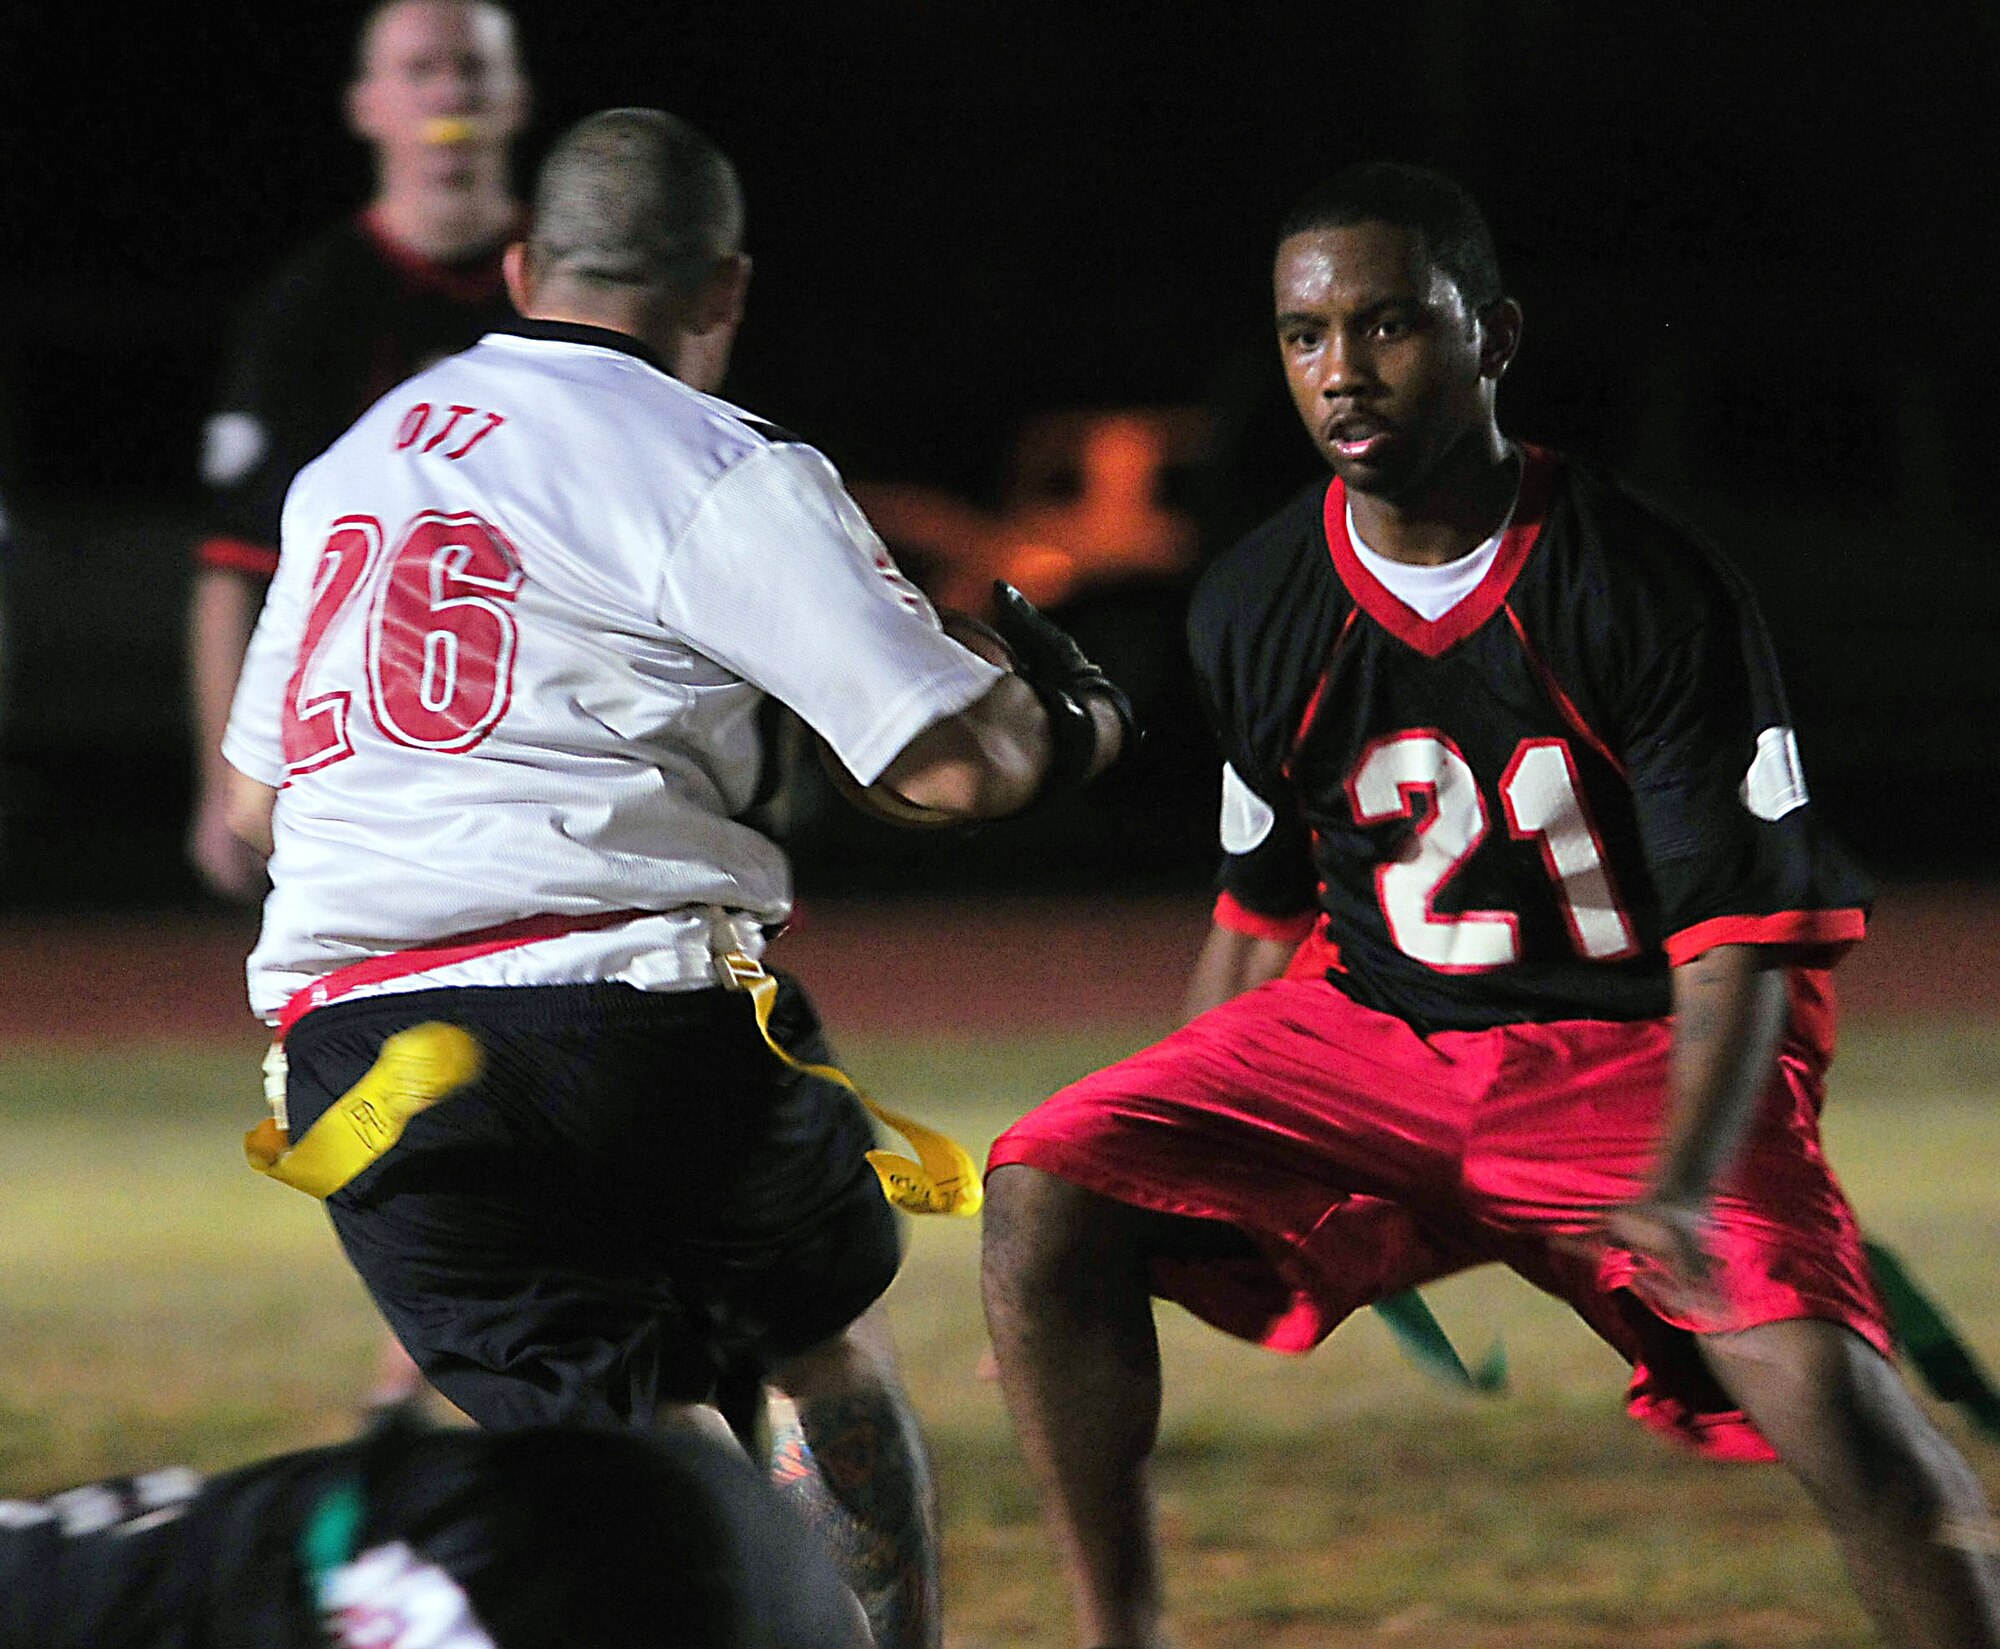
[2,1,1997,906]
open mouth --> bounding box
[1324,420,1393,463]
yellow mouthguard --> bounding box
[422,116,479,146]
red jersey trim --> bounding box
[358,208,514,304]
[1213,891,1318,945]
[1663,908,1868,968]
[1502,605,1627,779]
[1321,444,1559,658]
[277,907,657,1038]
[1285,608,1359,775]
[1283,917,1345,978]
[198,536,281,578]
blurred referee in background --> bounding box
[185,0,529,901]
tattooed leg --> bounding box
[769,1302,939,1649]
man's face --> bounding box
[1274,221,1496,502]
[350,1,527,163]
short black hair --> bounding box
[1278,162,1504,313]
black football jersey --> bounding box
[197,212,517,579]
[0,1439,431,1649]
[1189,446,1870,1033]
[0,1423,858,1648]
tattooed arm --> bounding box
[1600,943,1791,1313]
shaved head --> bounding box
[528,109,743,295]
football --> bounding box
[933,608,1019,673]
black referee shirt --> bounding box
[197,211,517,580]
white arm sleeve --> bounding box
[218,484,322,787]
[659,443,1003,785]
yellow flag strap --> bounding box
[715,950,983,1218]
[245,1023,483,1198]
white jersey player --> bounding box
[224,318,999,1020]
[218,109,1131,1649]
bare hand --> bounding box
[1597,1196,1728,1324]
[187,793,268,903]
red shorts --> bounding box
[987,973,1889,1460]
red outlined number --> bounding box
[277,510,522,778]
[281,516,384,778]
[1346,731,1637,972]
[1500,738,1639,962]
[1345,731,1519,971]
[367,513,524,752]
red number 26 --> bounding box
[280,511,523,779]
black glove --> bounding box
[990,581,1139,802]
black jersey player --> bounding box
[982,163,2000,1648]
[0,1418,865,1649]
[186,0,528,901]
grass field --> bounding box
[3,1019,1998,1646]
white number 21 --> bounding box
[1344,732,1638,973]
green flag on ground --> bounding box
[1373,1289,1507,1393]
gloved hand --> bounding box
[989,581,1139,800]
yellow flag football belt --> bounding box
[246,1024,483,1198]
[246,956,982,1218]
[714,948,984,1218]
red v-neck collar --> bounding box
[359,207,514,302]
[1323,444,1558,657]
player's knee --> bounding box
[984,1164,1083,1268]
[770,1302,902,1405]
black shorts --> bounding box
[283,976,901,1430]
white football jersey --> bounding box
[224,320,1001,1020]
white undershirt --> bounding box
[1347,497,1510,621]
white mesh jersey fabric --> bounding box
[226,332,1000,1018]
